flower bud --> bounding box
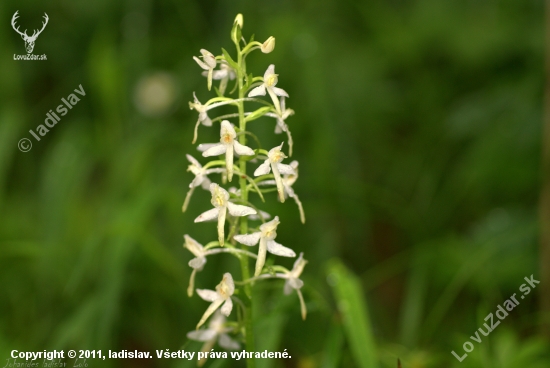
[261,36,275,53]
[234,14,243,29]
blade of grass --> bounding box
[326,259,378,368]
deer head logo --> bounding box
[11,11,49,54]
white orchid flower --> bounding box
[204,62,236,95]
[266,96,295,156]
[194,49,217,90]
[259,160,305,223]
[182,154,225,212]
[195,183,256,246]
[281,253,308,320]
[189,93,239,144]
[183,235,257,297]
[254,143,295,202]
[248,64,288,115]
[202,120,255,181]
[196,273,235,329]
[187,311,239,366]
[234,216,296,276]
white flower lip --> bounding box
[234,216,296,276]
[202,120,255,182]
[195,273,235,329]
[194,183,256,246]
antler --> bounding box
[11,11,28,38]
[30,13,49,39]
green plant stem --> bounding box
[236,44,256,368]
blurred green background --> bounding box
[1,0,548,367]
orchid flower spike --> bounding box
[254,143,295,202]
[194,49,217,90]
[205,62,236,95]
[194,183,256,246]
[234,216,296,276]
[187,311,239,366]
[182,154,225,212]
[258,160,305,223]
[266,96,295,156]
[248,64,288,115]
[202,120,255,181]
[196,273,235,329]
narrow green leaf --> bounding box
[326,259,379,368]
[221,48,239,70]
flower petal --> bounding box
[271,86,289,98]
[193,56,209,70]
[233,141,255,156]
[248,85,266,97]
[276,163,295,175]
[233,232,261,246]
[189,256,206,270]
[264,64,275,79]
[254,160,271,176]
[227,202,257,217]
[187,328,217,342]
[196,289,219,302]
[194,208,220,222]
[288,277,304,290]
[218,334,240,350]
[203,144,227,157]
[186,154,202,168]
[266,240,296,257]
[221,298,233,316]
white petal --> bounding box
[218,334,240,350]
[193,56,209,70]
[201,113,212,126]
[276,163,295,175]
[197,143,218,152]
[264,64,275,79]
[248,85,266,97]
[266,240,296,257]
[227,202,256,217]
[221,298,233,316]
[203,144,227,157]
[222,272,235,294]
[194,208,220,222]
[233,141,255,156]
[233,232,261,246]
[190,175,204,188]
[196,289,219,302]
[187,329,217,342]
[220,120,236,137]
[188,256,206,269]
[288,277,304,290]
[200,176,212,190]
[283,280,293,295]
[271,87,289,98]
[254,160,271,176]
[186,154,202,167]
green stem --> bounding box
[236,41,256,367]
